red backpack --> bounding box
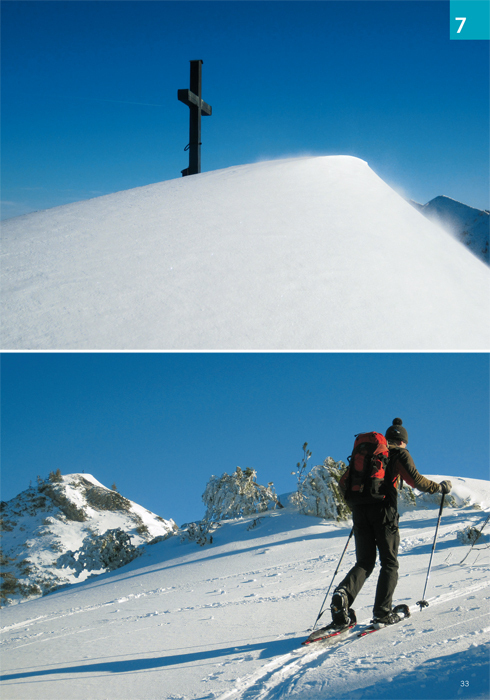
[344,432,389,504]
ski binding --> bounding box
[357,604,410,637]
[302,610,357,645]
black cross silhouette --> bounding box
[178,60,212,176]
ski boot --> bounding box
[372,604,410,628]
[330,588,351,626]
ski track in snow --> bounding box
[213,582,490,700]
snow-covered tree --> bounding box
[291,457,350,521]
[202,467,279,521]
[291,442,312,490]
[180,520,220,547]
[398,481,417,507]
[457,525,487,546]
[58,528,141,577]
[413,490,458,508]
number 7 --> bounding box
[455,17,466,33]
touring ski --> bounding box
[357,604,410,638]
[302,621,356,645]
[302,609,357,645]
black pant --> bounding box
[337,504,400,618]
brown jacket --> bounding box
[386,446,440,494]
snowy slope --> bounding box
[0,473,176,604]
[1,476,489,700]
[1,156,489,350]
[410,196,489,265]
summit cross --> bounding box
[178,60,212,176]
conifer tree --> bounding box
[292,452,351,521]
[202,467,279,521]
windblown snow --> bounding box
[1,475,489,700]
[410,196,489,265]
[1,156,489,350]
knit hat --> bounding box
[385,418,408,445]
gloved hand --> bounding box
[439,480,452,494]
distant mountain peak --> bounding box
[409,196,489,265]
[0,473,176,606]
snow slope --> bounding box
[1,156,489,350]
[410,196,489,265]
[1,476,489,700]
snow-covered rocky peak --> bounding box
[410,195,489,265]
[0,473,176,606]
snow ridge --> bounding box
[2,156,489,350]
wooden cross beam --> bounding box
[178,60,212,176]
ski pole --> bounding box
[312,527,354,630]
[417,494,445,610]
[459,513,490,565]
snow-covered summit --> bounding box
[2,156,488,350]
[410,195,489,265]
[0,472,176,606]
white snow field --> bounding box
[1,476,489,700]
[1,156,489,350]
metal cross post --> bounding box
[178,60,212,176]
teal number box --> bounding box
[450,0,490,39]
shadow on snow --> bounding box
[0,636,302,682]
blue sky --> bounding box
[1,352,488,526]
[1,0,488,220]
